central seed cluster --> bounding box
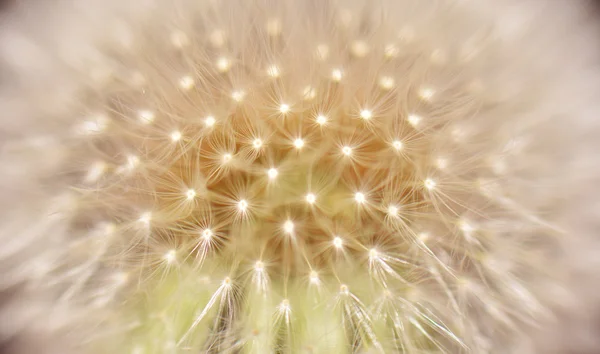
[53,1,556,352]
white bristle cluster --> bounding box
[1,1,600,354]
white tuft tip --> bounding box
[164,250,176,264]
[202,229,213,240]
[170,131,182,142]
[392,140,403,151]
[204,116,216,127]
[360,109,372,120]
[232,90,246,102]
[342,146,352,156]
[216,57,231,72]
[267,168,278,180]
[252,139,263,149]
[309,271,319,284]
[424,178,436,190]
[379,76,395,90]
[354,192,366,204]
[408,114,421,127]
[237,200,248,212]
[419,87,435,101]
[333,236,343,249]
[138,110,155,124]
[186,189,196,200]
[283,220,294,234]
[331,69,343,82]
[293,138,305,149]
[267,65,280,78]
[179,76,195,90]
[305,193,316,204]
[316,114,328,125]
[279,103,290,114]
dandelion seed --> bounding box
[216,57,231,72]
[138,110,155,124]
[164,250,176,264]
[170,131,182,142]
[379,76,395,90]
[293,138,305,149]
[309,271,319,285]
[204,116,216,127]
[392,140,403,151]
[231,90,245,102]
[387,205,399,217]
[436,157,448,170]
[331,68,343,81]
[267,168,278,180]
[384,43,399,58]
[408,114,421,127]
[351,40,369,57]
[178,76,194,90]
[79,114,108,135]
[202,229,212,240]
[252,139,263,149]
[419,87,435,100]
[126,155,139,170]
[424,178,436,190]
[279,103,290,114]
[283,220,294,234]
[139,212,151,224]
[267,65,280,77]
[305,193,316,204]
[85,161,106,183]
[360,109,372,120]
[222,153,232,163]
[333,236,343,249]
[316,114,327,125]
[237,200,248,212]
[369,248,379,260]
[355,192,366,204]
[185,189,196,200]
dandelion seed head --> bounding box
[21,2,593,353]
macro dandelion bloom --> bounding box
[1,0,600,353]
